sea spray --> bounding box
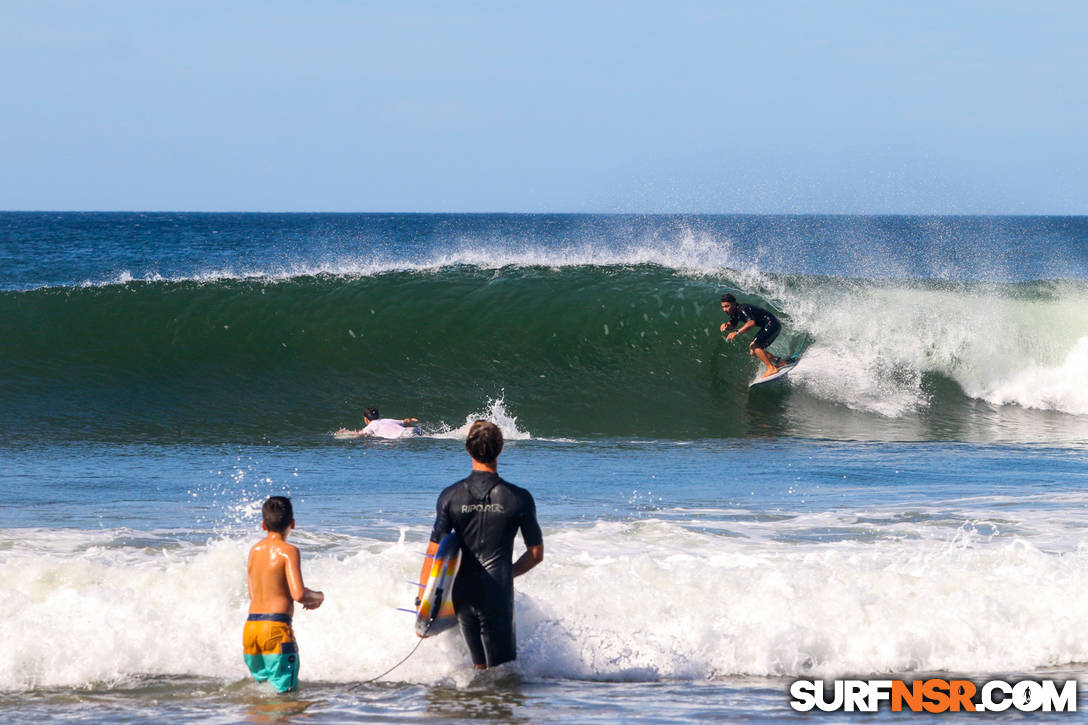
[430,393,533,441]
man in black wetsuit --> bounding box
[421,420,544,669]
[720,293,786,378]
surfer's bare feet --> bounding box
[762,367,779,378]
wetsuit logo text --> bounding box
[461,503,505,513]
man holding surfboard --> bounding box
[420,420,544,669]
[720,293,787,378]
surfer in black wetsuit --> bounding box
[720,293,786,378]
[422,420,544,669]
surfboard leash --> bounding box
[352,637,425,688]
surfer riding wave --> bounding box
[720,293,787,378]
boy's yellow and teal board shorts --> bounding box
[243,613,299,693]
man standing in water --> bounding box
[420,420,544,669]
[720,293,786,378]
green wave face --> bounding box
[4,267,1088,443]
[1,267,744,440]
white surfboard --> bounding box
[332,426,422,440]
[748,360,799,388]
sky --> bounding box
[1,1,1086,214]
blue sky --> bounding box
[2,1,1085,213]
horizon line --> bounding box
[2,209,1086,218]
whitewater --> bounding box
[8,508,1088,691]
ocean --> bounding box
[2,212,1087,722]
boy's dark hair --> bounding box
[465,420,503,465]
[263,496,293,534]
[364,406,380,420]
[721,293,736,303]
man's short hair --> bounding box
[364,406,380,420]
[263,496,293,534]
[465,420,503,465]
[721,293,736,303]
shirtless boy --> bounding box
[243,496,324,693]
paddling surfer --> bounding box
[335,405,420,439]
[720,294,786,378]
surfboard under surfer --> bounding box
[720,293,787,378]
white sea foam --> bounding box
[6,501,1088,691]
[428,394,533,441]
[778,281,1088,419]
[979,336,1088,416]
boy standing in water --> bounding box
[244,496,324,693]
